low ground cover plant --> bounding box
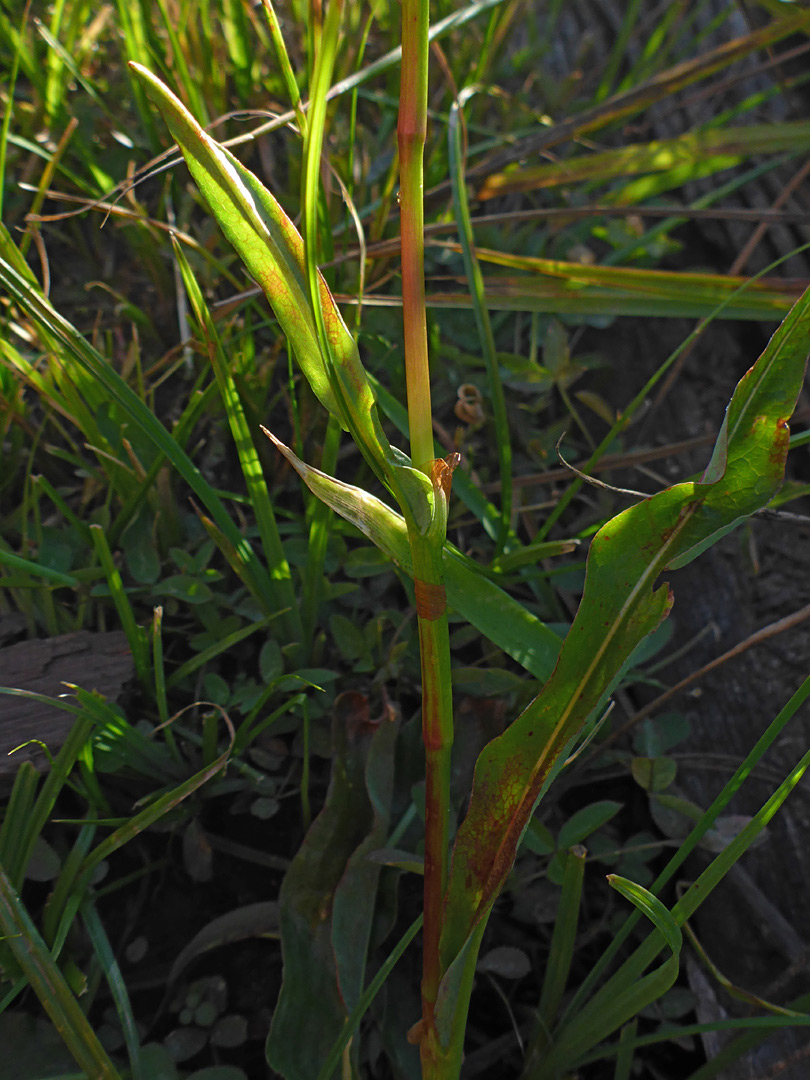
[2,2,810,1078]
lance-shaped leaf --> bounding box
[332,697,399,1015]
[437,287,810,987]
[262,428,563,681]
[266,697,395,1080]
[128,63,394,481]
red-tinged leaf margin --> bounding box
[438,287,810,984]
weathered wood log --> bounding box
[0,629,133,785]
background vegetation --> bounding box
[2,1,810,1077]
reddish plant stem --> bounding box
[398,0,457,1065]
[398,0,433,474]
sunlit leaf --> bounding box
[477,122,810,199]
[438,287,810,991]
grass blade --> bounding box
[477,122,810,199]
[0,255,294,628]
[171,236,302,642]
[448,89,512,552]
[427,249,808,321]
[81,901,144,1080]
[534,879,682,1076]
[0,863,122,1079]
[90,525,150,688]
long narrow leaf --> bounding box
[466,11,810,187]
[477,122,810,199]
[129,63,395,483]
[267,706,393,1080]
[421,253,808,322]
[438,287,810,983]
[449,90,511,550]
[533,878,682,1076]
[560,721,810,1077]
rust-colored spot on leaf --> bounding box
[769,417,791,465]
[414,579,447,621]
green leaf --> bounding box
[631,756,677,792]
[478,122,810,198]
[332,702,399,1015]
[633,712,690,756]
[521,820,554,857]
[258,639,283,683]
[0,256,297,635]
[121,507,161,585]
[266,700,396,1079]
[0,1013,76,1080]
[536,876,682,1075]
[438,286,810,980]
[262,428,563,681]
[426,256,808,321]
[558,800,622,849]
[128,63,400,495]
[171,237,297,631]
[329,613,367,662]
[0,864,123,1079]
[608,875,682,956]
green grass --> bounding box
[2,2,810,1078]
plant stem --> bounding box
[397,0,457,1065]
[398,0,433,474]
[411,536,454,1018]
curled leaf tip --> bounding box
[431,452,461,499]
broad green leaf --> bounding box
[438,287,810,980]
[266,699,392,1079]
[631,756,677,792]
[262,428,563,681]
[315,914,424,1080]
[167,902,280,989]
[557,800,622,849]
[332,698,399,1014]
